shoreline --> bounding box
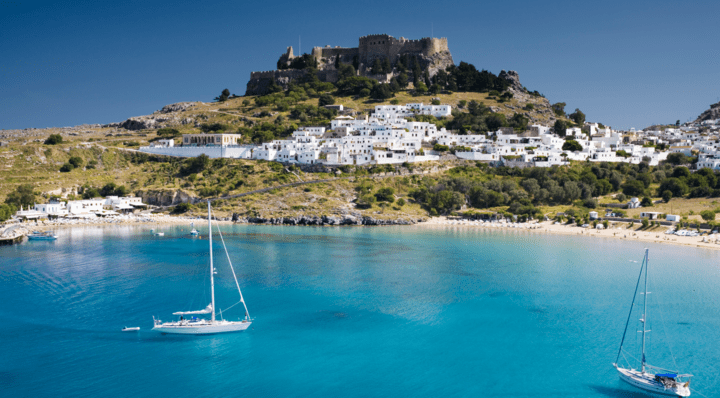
[414,217,720,251]
[5,214,719,251]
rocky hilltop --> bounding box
[695,101,720,122]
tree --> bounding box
[640,197,653,207]
[370,84,393,100]
[44,134,63,145]
[553,120,568,137]
[485,113,507,131]
[396,73,409,88]
[700,210,716,222]
[0,203,14,222]
[562,140,582,152]
[414,82,428,94]
[665,153,688,165]
[672,166,690,178]
[4,184,36,209]
[509,113,529,132]
[662,190,673,203]
[657,177,689,198]
[569,108,586,125]
[551,102,566,116]
[381,57,391,74]
[641,218,649,228]
[215,88,230,102]
[318,94,335,107]
[622,180,646,196]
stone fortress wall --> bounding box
[246,34,453,95]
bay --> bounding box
[1,225,718,397]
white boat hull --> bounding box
[153,320,251,335]
[616,367,690,397]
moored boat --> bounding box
[27,231,58,241]
[613,249,692,397]
[152,201,251,335]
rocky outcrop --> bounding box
[160,102,198,113]
[695,101,720,122]
[235,214,423,226]
[119,114,193,131]
[499,70,524,93]
[423,50,454,78]
[137,189,197,206]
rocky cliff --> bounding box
[695,101,720,122]
[137,189,197,206]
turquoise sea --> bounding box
[1,225,719,397]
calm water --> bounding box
[1,225,719,397]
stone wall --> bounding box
[246,69,309,95]
[139,145,254,159]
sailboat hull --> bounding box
[153,320,251,335]
[616,367,690,397]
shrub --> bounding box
[318,94,335,107]
[396,198,405,207]
[356,193,376,208]
[640,197,653,207]
[157,128,180,138]
[701,210,716,222]
[431,99,441,105]
[583,198,598,208]
[641,219,649,228]
[171,203,192,214]
[562,140,583,152]
[59,163,74,172]
[433,144,449,152]
[390,99,399,105]
[68,156,83,168]
[44,134,63,145]
[375,187,395,203]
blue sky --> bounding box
[1,0,719,130]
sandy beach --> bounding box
[1,214,234,238]
[5,214,719,251]
[415,217,720,251]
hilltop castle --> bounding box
[246,34,454,95]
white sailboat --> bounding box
[153,201,251,335]
[189,222,199,236]
[613,249,691,397]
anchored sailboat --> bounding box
[189,222,199,236]
[153,201,251,335]
[613,249,691,397]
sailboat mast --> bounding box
[208,201,216,322]
[641,248,648,373]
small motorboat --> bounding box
[122,327,140,332]
[154,232,164,237]
[27,231,58,241]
